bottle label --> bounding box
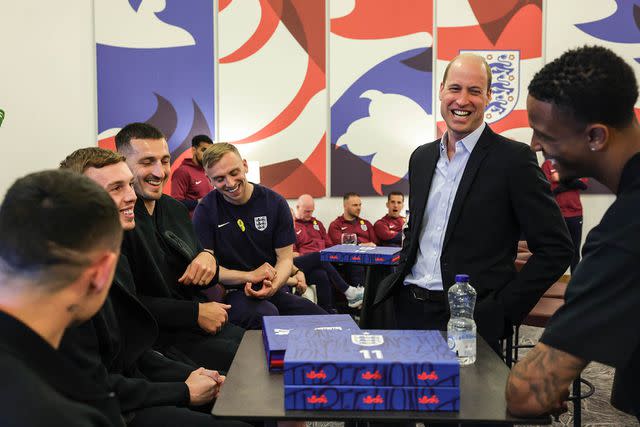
[447,332,476,357]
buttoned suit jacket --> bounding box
[374,126,573,344]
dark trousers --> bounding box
[166,322,244,373]
[564,215,582,273]
[226,287,327,329]
[394,285,449,330]
[294,252,350,310]
[129,405,251,427]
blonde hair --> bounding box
[202,142,241,169]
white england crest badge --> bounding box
[254,216,268,231]
[351,333,384,347]
[461,49,520,124]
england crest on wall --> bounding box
[462,50,520,124]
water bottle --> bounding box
[447,274,477,365]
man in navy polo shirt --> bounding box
[193,143,326,329]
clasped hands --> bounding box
[244,262,278,299]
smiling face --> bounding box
[439,55,491,143]
[527,95,593,181]
[124,138,171,205]
[84,162,137,230]
[205,151,251,205]
[386,194,404,218]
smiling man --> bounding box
[115,123,244,373]
[373,53,573,351]
[193,143,326,329]
[506,46,640,421]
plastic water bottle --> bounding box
[447,274,477,365]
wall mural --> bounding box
[218,0,326,198]
[95,0,215,194]
[94,0,640,198]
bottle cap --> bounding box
[455,274,469,282]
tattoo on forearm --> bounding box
[510,345,586,412]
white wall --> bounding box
[0,1,97,197]
[0,1,613,248]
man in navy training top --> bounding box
[193,143,326,330]
[115,123,244,372]
[374,191,406,247]
[171,134,214,216]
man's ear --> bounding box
[243,158,249,173]
[88,251,118,295]
[586,124,608,152]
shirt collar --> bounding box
[617,151,640,195]
[439,122,486,155]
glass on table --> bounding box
[341,233,357,245]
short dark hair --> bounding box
[59,147,125,174]
[528,46,638,129]
[387,191,404,201]
[192,134,213,148]
[0,170,122,291]
[115,122,165,153]
[343,192,360,201]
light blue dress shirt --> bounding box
[403,122,486,290]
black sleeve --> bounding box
[176,198,198,211]
[107,374,190,411]
[541,242,640,367]
[139,295,199,330]
[491,144,574,324]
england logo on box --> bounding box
[254,216,268,231]
[351,333,384,347]
[461,50,520,124]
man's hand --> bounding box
[506,343,585,417]
[246,262,277,284]
[185,367,217,405]
[360,242,376,247]
[244,279,276,299]
[179,251,217,286]
[200,369,226,398]
[293,270,307,294]
[197,301,230,334]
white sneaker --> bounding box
[346,286,365,309]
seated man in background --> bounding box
[60,148,249,427]
[115,123,244,372]
[291,207,364,311]
[0,170,122,427]
[328,193,377,290]
[171,134,214,216]
[328,192,378,246]
[193,143,326,330]
[506,46,640,421]
[293,194,332,254]
[374,191,406,247]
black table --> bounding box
[212,331,550,424]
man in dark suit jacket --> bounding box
[373,53,573,349]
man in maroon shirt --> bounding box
[374,191,406,247]
[293,194,332,254]
[171,135,214,215]
[328,192,377,246]
[541,159,588,272]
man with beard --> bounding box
[115,123,244,372]
[506,46,640,422]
